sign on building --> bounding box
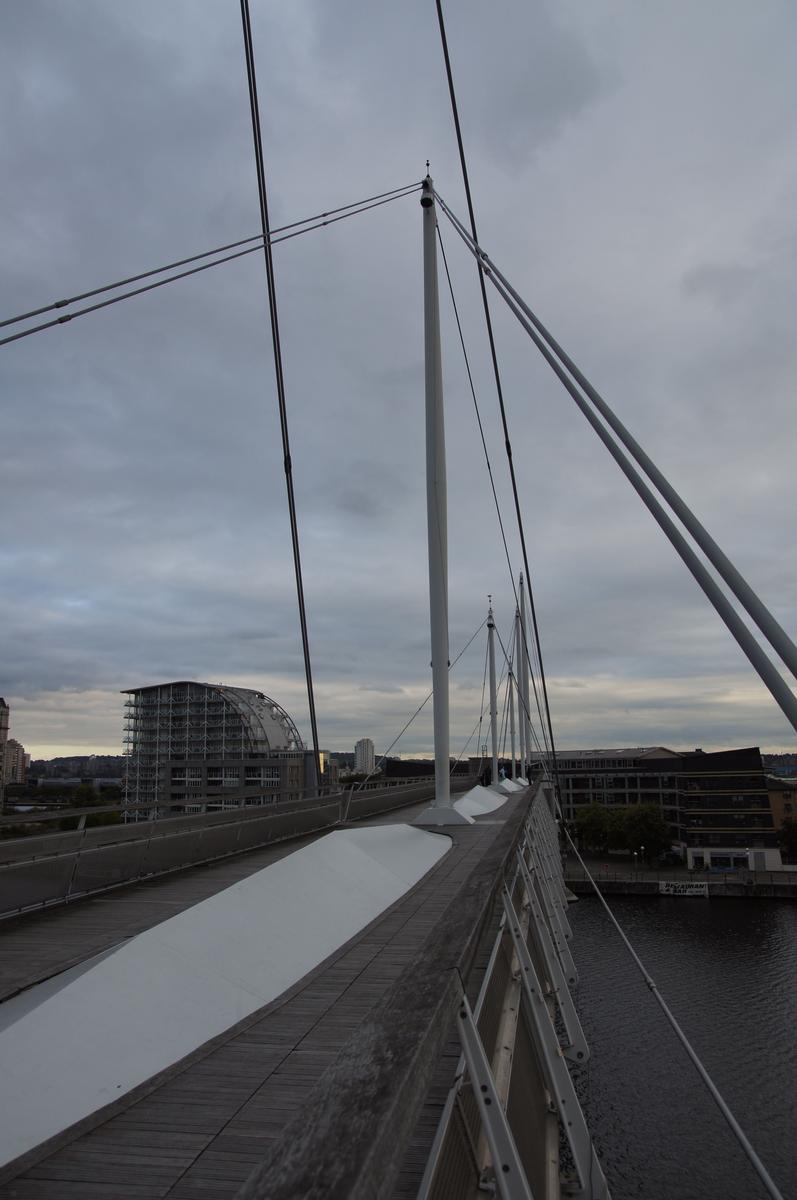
[658,881,709,897]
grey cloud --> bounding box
[1,1,795,758]
[682,262,759,306]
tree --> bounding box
[778,818,797,860]
[623,804,670,861]
[65,782,120,829]
[70,783,101,809]
[574,804,609,850]
[606,807,629,852]
[574,802,670,860]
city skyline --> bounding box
[2,2,796,760]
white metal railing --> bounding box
[418,784,609,1200]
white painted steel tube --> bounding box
[421,178,450,807]
[519,576,533,773]
[436,191,797,736]
[508,669,517,780]
[515,610,526,775]
[487,607,498,785]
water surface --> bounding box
[569,896,797,1199]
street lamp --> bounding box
[640,844,645,866]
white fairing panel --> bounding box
[454,785,511,817]
[0,824,450,1169]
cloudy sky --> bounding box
[2,0,796,759]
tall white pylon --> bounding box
[519,573,533,776]
[487,600,498,786]
[414,176,469,826]
[508,662,517,780]
[515,607,526,780]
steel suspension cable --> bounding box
[433,0,563,803]
[239,0,321,784]
[435,225,515,592]
[354,616,489,791]
[0,185,421,349]
[494,619,549,765]
[498,666,511,759]
[560,819,785,1200]
[475,636,490,775]
[436,195,797,734]
[436,220,552,762]
[448,218,797,682]
[451,648,509,776]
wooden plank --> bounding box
[1,813,514,1200]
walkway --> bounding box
[0,801,517,1199]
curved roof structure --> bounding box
[122,681,304,753]
[214,685,303,753]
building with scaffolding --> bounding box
[123,681,308,816]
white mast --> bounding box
[519,573,533,777]
[515,607,526,781]
[508,662,517,780]
[415,176,468,825]
[487,601,498,786]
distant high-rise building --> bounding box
[122,681,307,817]
[318,750,339,785]
[0,698,9,805]
[354,737,375,775]
[3,739,28,785]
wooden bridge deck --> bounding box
[0,802,517,1199]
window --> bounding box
[223,768,240,787]
[245,766,280,785]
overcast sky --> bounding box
[2,0,796,759]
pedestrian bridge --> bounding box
[0,777,606,1200]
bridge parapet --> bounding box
[236,780,608,1200]
[0,775,478,918]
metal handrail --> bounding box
[0,774,478,919]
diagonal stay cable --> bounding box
[0,181,420,332]
[495,616,548,763]
[436,224,516,593]
[560,817,785,1200]
[354,616,488,792]
[436,194,797,735]
[436,220,552,760]
[0,244,264,348]
[463,226,797,682]
[239,0,321,783]
[451,648,509,776]
[0,187,421,349]
[433,0,563,805]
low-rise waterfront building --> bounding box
[767,775,797,830]
[541,745,781,870]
